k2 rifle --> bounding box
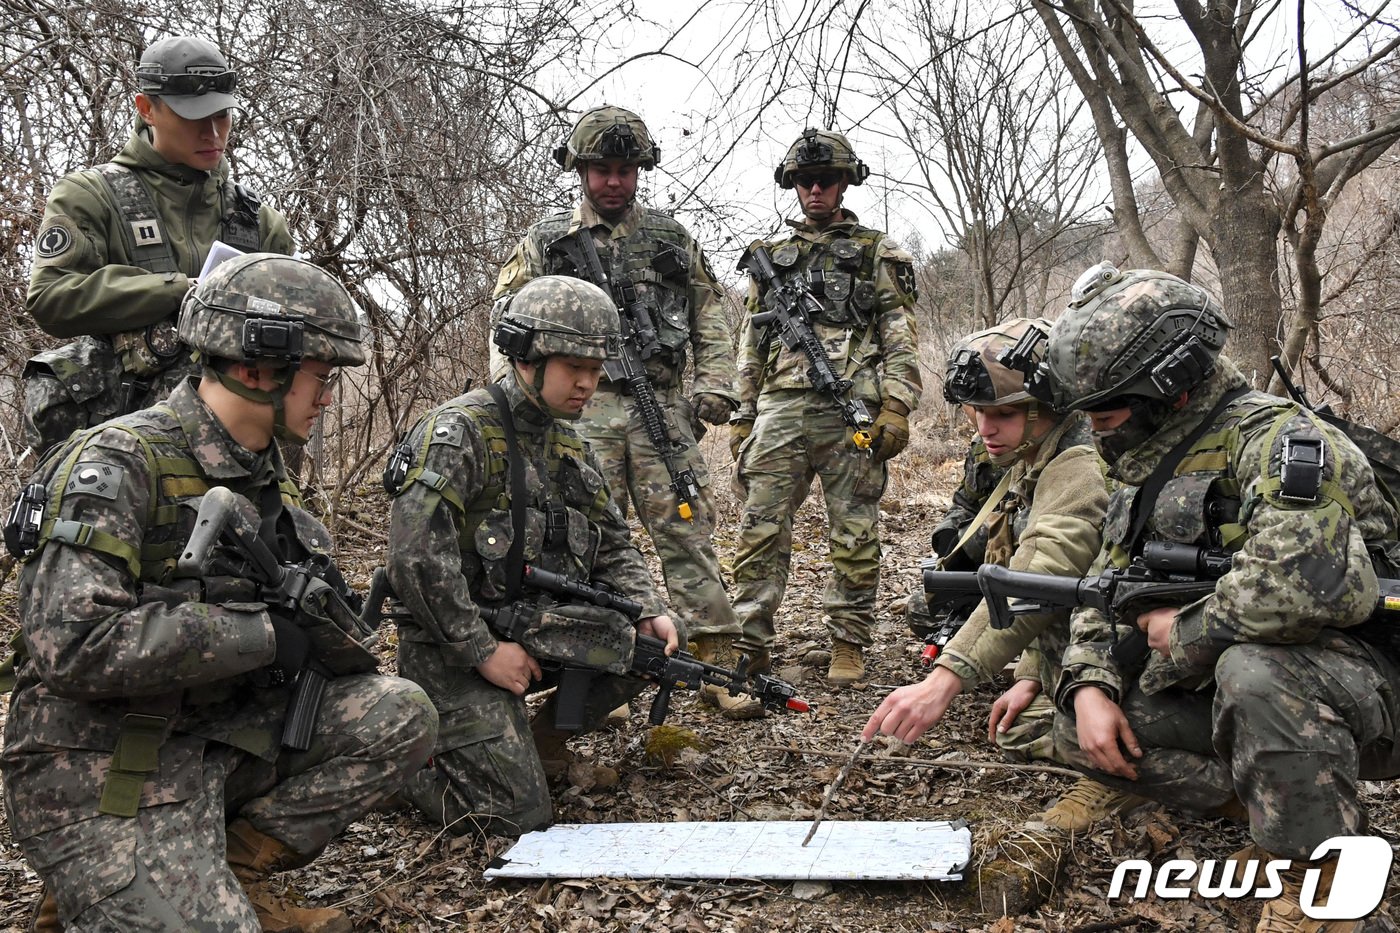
[739,243,873,450]
[549,230,702,522]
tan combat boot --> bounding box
[827,640,865,685]
[694,634,765,720]
[1038,777,1148,831]
[225,819,352,933]
[30,887,60,932]
[1256,852,1396,933]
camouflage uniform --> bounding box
[1,380,436,929]
[24,114,293,452]
[1044,267,1400,862]
[388,277,666,836]
[492,199,739,641]
[731,209,921,653]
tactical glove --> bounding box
[729,419,754,461]
[871,400,910,463]
[691,392,735,426]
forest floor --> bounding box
[1,431,1396,932]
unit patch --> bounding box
[64,462,126,501]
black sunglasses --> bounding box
[138,68,238,97]
[793,170,843,189]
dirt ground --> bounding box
[1,433,1397,932]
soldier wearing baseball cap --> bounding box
[21,34,293,459]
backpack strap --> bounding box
[487,383,529,602]
[221,181,263,252]
[93,164,179,275]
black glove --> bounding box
[269,611,310,679]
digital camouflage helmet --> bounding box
[554,106,660,171]
[1032,263,1232,413]
[178,252,368,441]
[945,318,1059,466]
[774,128,870,189]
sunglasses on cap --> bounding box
[792,170,844,189]
[137,68,238,97]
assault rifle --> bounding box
[365,564,809,730]
[739,243,873,449]
[549,230,702,522]
[914,559,981,669]
[178,487,378,751]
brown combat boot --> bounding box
[530,717,619,789]
[1038,777,1149,831]
[827,640,865,685]
[30,886,60,932]
[225,819,352,933]
[694,634,765,720]
[1256,851,1397,933]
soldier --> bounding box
[1041,264,1400,931]
[386,276,680,837]
[863,320,1138,830]
[491,106,748,716]
[23,34,293,455]
[1,254,437,932]
[729,127,922,693]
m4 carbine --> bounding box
[739,243,873,449]
[179,487,378,751]
[548,230,702,522]
[366,564,809,729]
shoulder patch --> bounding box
[34,216,82,267]
[65,461,126,501]
[891,260,918,302]
[428,420,466,448]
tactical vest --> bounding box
[765,228,885,328]
[534,210,695,381]
[390,389,611,607]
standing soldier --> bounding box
[1041,265,1400,930]
[23,34,293,454]
[493,107,749,716]
[729,128,922,695]
[387,276,680,837]
[1,254,437,932]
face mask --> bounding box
[1091,399,1166,464]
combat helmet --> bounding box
[553,106,659,171]
[774,128,870,189]
[945,318,1059,465]
[178,253,367,441]
[494,276,619,363]
[1032,263,1232,413]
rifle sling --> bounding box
[938,468,1017,570]
[1124,387,1249,556]
[487,383,529,602]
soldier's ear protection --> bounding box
[494,317,536,361]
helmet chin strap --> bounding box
[518,360,583,421]
[208,361,308,445]
[987,400,1045,467]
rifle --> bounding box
[739,243,874,450]
[178,487,378,751]
[365,563,809,730]
[914,559,980,669]
[548,230,702,522]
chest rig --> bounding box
[765,230,883,328]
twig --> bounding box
[802,739,870,846]
[760,744,1080,779]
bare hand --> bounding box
[477,641,543,696]
[1073,686,1142,780]
[1136,606,1178,657]
[861,667,961,745]
[988,678,1041,743]
[638,615,679,655]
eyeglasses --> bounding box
[137,68,238,97]
[304,368,341,395]
[793,170,843,190]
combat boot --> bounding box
[225,819,352,933]
[1256,851,1397,933]
[827,640,865,685]
[30,886,60,932]
[694,634,765,720]
[530,717,619,789]
[1038,777,1148,831]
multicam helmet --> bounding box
[773,128,870,189]
[553,106,660,171]
[1034,263,1233,412]
[178,253,368,367]
[943,318,1053,408]
[494,276,619,363]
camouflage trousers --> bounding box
[5,674,437,930]
[731,390,886,651]
[1053,632,1400,859]
[577,383,736,641]
[995,692,1059,764]
[403,666,645,838]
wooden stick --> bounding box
[760,744,1079,779]
[801,739,870,846]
